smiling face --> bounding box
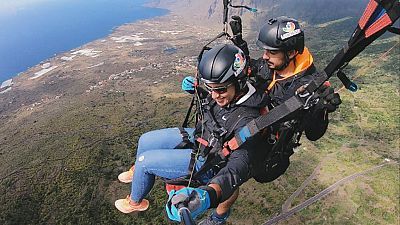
[205,82,236,107]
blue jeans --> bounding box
[130,127,209,202]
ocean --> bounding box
[0,0,168,83]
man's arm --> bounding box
[303,83,342,141]
[303,107,329,141]
[229,16,249,56]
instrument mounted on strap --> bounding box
[225,0,400,152]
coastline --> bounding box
[0,2,399,224]
[0,0,222,99]
[0,0,170,84]
[0,1,219,117]
[0,0,235,86]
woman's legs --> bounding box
[115,147,194,213]
[136,127,195,155]
[118,128,194,183]
[130,148,193,202]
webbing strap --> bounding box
[174,127,194,149]
[187,152,197,177]
[182,96,196,128]
[229,95,306,149]
[198,0,399,158]
[379,0,400,23]
[196,137,208,147]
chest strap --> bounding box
[222,84,321,154]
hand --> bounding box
[229,16,249,55]
[317,84,342,113]
[165,187,210,222]
[182,76,195,94]
[229,16,242,35]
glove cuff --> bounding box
[199,186,219,208]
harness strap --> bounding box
[172,127,197,176]
[174,127,194,149]
[229,94,307,150]
[191,154,225,181]
[221,143,231,157]
[225,0,399,152]
[187,151,197,176]
[182,96,196,128]
[196,137,209,147]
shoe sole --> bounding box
[115,199,149,213]
[118,166,135,183]
[118,176,132,183]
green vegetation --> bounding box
[0,15,399,225]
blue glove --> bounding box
[165,187,210,222]
[182,76,195,94]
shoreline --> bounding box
[0,0,170,85]
[0,9,219,115]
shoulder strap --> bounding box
[226,0,399,151]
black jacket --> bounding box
[193,82,270,201]
[250,47,329,141]
[194,83,269,155]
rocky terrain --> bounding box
[0,1,398,225]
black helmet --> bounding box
[198,44,247,84]
[256,16,304,54]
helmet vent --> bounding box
[268,18,277,25]
[210,46,227,79]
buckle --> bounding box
[215,127,228,137]
[200,98,209,106]
[267,134,277,144]
[181,132,189,138]
[296,84,319,110]
[208,136,219,147]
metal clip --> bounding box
[200,98,209,107]
[296,88,319,110]
[267,134,277,144]
[208,135,219,147]
[215,127,228,137]
[303,93,319,109]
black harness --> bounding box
[165,99,253,187]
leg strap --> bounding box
[174,127,194,149]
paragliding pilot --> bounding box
[114,15,341,225]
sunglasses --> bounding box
[204,82,234,94]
